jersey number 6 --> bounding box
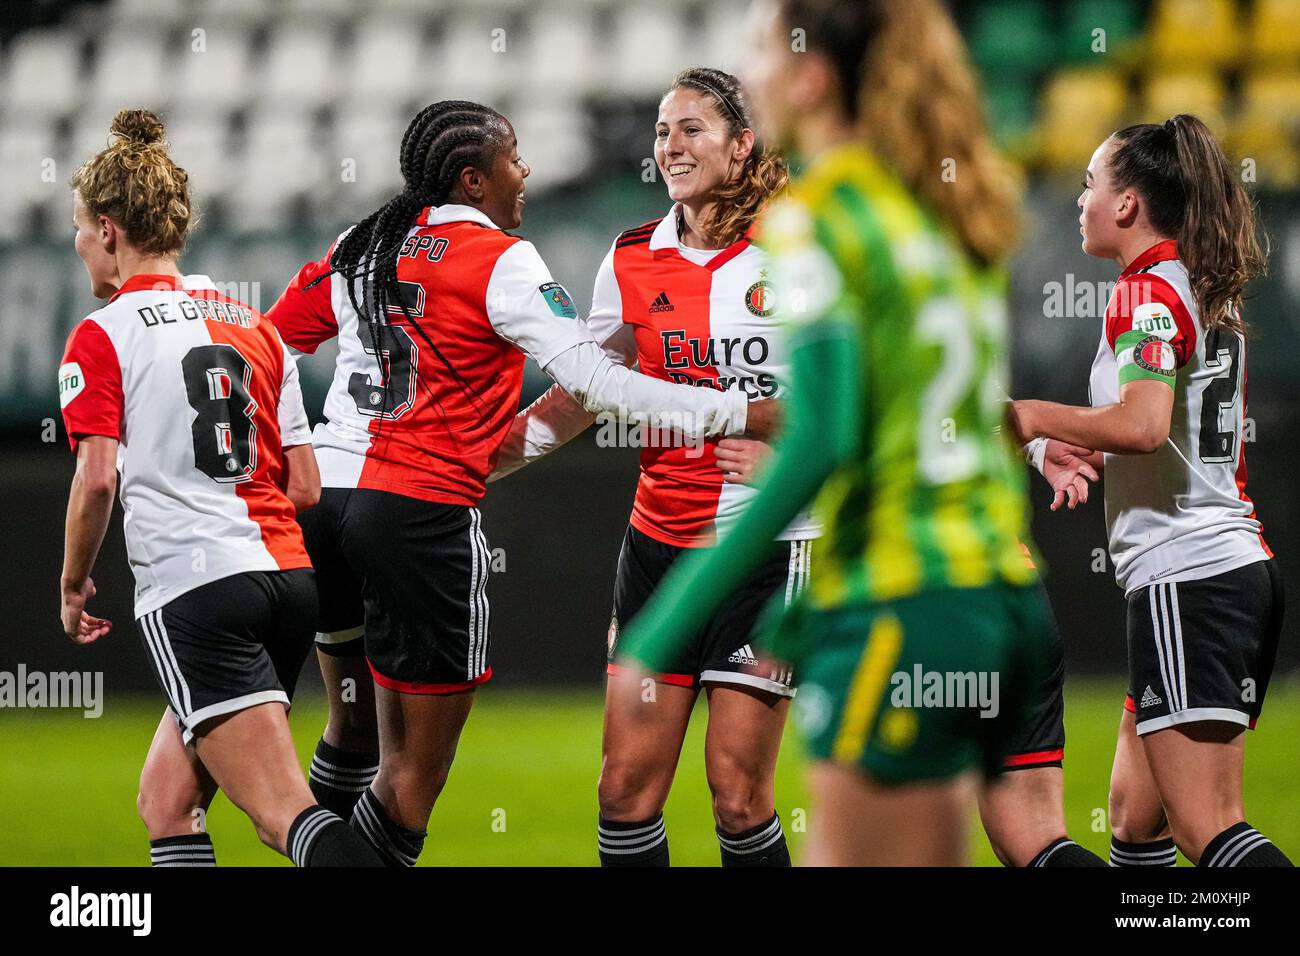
[182,343,258,483]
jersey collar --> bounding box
[108,273,185,302]
[651,203,752,270]
[423,203,500,230]
[1121,239,1178,277]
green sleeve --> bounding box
[618,314,863,671]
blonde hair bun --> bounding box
[109,109,167,148]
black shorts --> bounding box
[1000,605,1066,771]
[297,487,492,694]
[1125,559,1284,735]
[135,569,317,745]
[606,525,812,697]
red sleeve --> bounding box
[60,319,123,453]
[1104,273,1198,367]
[267,246,339,354]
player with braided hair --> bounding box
[268,100,778,865]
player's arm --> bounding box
[490,246,633,482]
[266,243,342,354]
[61,436,116,644]
[275,337,320,512]
[1009,280,1191,455]
[485,242,776,442]
[619,298,862,672]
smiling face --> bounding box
[72,191,121,299]
[476,126,530,231]
[1078,137,1127,261]
[655,87,752,208]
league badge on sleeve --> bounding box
[539,282,577,319]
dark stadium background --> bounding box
[2,0,1298,696]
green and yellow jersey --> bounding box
[762,143,1037,608]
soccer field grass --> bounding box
[2,678,1297,866]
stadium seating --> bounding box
[1,0,1297,238]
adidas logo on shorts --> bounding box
[728,644,758,665]
[1140,685,1163,708]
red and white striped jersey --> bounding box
[270,204,748,508]
[1089,240,1270,593]
[59,273,312,618]
[585,206,819,547]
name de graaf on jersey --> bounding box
[1089,240,1270,593]
[58,273,312,618]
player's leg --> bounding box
[339,492,492,866]
[311,644,379,817]
[1128,562,1291,866]
[702,685,790,866]
[697,538,804,866]
[598,671,696,865]
[979,617,1106,866]
[298,488,380,817]
[805,761,976,866]
[137,571,381,866]
[1107,706,1175,865]
[597,525,700,866]
[137,708,219,866]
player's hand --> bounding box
[1043,439,1099,511]
[743,399,783,441]
[60,577,111,644]
[714,438,772,486]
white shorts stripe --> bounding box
[152,610,194,716]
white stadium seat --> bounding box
[227,109,327,230]
[344,16,435,105]
[173,24,256,115]
[88,27,174,114]
[607,2,696,97]
[3,28,83,118]
[261,24,343,110]
[329,106,408,214]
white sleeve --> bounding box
[278,341,313,448]
[485,240,590,367]
[584,244,637,365]
[488,384,596,482]
[542,340,748,438]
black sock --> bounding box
[1201,822,1293,867]
[149,833,216,867]
[1029,837,1108,867]
[717,813,791,867]
[351,787,426,867]
[598,813,669,866]
[1110,835,1177,866]
[309,738,379,818]
[287,806,383,867]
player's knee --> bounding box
[1108,786,1167,843]
[707,760,771,833]
[597,762,664,820]
[136,781,202,839]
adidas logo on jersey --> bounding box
[728,644,758,665]
[649,291,675,313]
[1139,685,1163,708]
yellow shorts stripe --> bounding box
[831,612,904,763]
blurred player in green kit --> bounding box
[617,0,1105,866]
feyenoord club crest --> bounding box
[1134,334,1175,375]
[745,270,775,317]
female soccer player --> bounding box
[615,0,1101,866]
[59,109,381,867]
[267,100,778,865]
[1009,115,1291,867]
[492,68,817,867]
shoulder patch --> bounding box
[538,282,577,318]
[58,362,85,408]
[1131,302,1178,340]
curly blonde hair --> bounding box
[70,109,193,256]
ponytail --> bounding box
[1109,114,1266,334]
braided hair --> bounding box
[310,100,514,415]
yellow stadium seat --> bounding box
[1148,0,1242,67]
[1231,71,1300,186]
[1037,69,1130,172]
[1246,0,1300,64]
[1140,71,1229,136]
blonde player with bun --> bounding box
[60,109,381,867]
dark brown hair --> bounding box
[776,0,1022,267]
[70,108,193,256]
[666,67,789,247]
[1108,114,1265,334]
